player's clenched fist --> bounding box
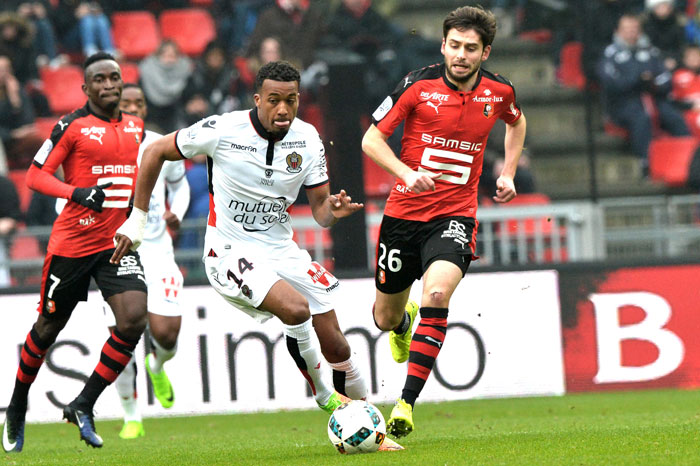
[71,182,112,212]
[402,170,441,194]
[111,207,147,264]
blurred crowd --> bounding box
[9,0,700,282]
[0,0,448,281]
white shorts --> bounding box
[204,239,339,323]
[103,243,183,326]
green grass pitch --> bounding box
[4,389,699,465]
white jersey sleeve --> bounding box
[164,158,186,183]
[303,133,329,188]
[175,116,221,159]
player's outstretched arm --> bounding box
[494,114,527,204]
[306,184,364,228]
[111,132,182,264]
[362,124,440,193]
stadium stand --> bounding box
[8,169,31,213]
[557,42,585,90]
[649,136,699,187]
[120,61,140,84]
[159,9,216,57]
[112,11,160,61]
[39,65,85,115]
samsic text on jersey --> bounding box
[372,63,522,222]
[31,103,143,257]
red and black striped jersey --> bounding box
[372,63,522,222]
[28,103,144,257]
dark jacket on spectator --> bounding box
[246,1,325,68]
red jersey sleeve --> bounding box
[372,72,419,137]
[26,117,77,199]
[497,77,522,125]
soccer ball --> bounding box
[327,400,386,454]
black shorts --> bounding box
[38,249,147,319]
[374,215,476,294]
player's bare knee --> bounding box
[153,331,178,350]
[322,338,351,363]
[280,299,310,325]
[117,312,147,339]
[33,317,67,343]
[425,289,448,308]
[373,308,401,331]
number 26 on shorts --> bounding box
[378,243,402,272]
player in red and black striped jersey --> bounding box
[2,53,148,453]
[362,6,527,437]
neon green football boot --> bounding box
[119,421,145,439]
[318,392,344,414]
[145,354,174,409]
[386,399,414,438]
[389,301,419,363]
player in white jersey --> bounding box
[111,84,190,439]
[113,61,368,414]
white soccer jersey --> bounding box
[174,109,329,254]
[140,129,187,247]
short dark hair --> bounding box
[443,6,497,47]
[83,51,117,71]
[83,51,118,80]
[123,83,142,91]
[254,60,300,91]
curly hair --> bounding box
[254,60,300,91]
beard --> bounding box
[446,61,481,84]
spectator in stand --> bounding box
[181,41,242,127]
[581,0,645,85]
[246,0,325,69]
[643,0,687,70]
[671,44,700,135]
[0,12,38,84]
[599,14,690,175]
[14,1,63,68]
[51,1,116,57]
[238,36,281,108]
[0,173,21,287]
[139,40,192,133]
[0,54,41,171]
[320,0,405,109]
[214,0,274,55]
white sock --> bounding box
[329,355,367,400]
[148,337,177,373]
[284,318,333,406]
[115,357,141,422]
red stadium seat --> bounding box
[649,136,699,186]
[558,42,585,90]
[35,117,58,140]
[120,61,140,84]
[10,234,42,260]
[363,154,395,199]
[39,65,86,115]
[112,11,160,60]
[159,9,216,57]
[504,193,553,236]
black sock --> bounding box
[74,374,109,411]
[392,311,410,335]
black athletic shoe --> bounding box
[62,402,103,448]
[2,404,26,453]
